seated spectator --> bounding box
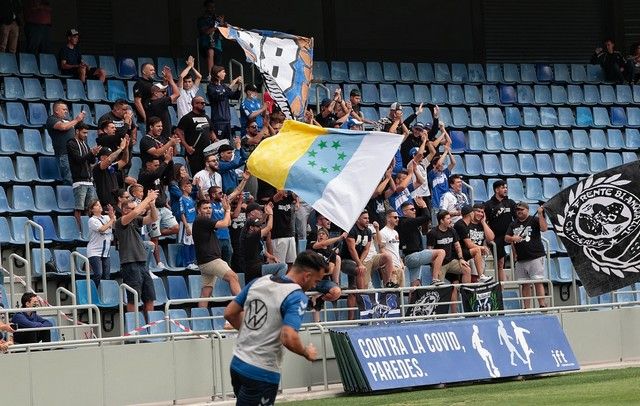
[453,205,493,283]
[0,0,21,54]
[240,84,269,134]
[379,211,406,288]
[12,293,52,344]
[440,174,470,223]
[177,56,203,121]
[59,29,106,83]
[145,69,180,141]
[67,122,101,227]
[427,210,472,285]
[340,210,372,319]
[308,228,344,321]
[362,220,394,289]
[349,88,374,125]
[207,65,243,139]
[87,200,115,288]
[314,97,339,128]
[218,137,248,192]
[591,38,628,83]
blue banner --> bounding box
[332,315,578,391]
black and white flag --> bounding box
[544,161,640,296]
[461,281,504,314]
[405,286,453,317]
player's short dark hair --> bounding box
[493,179,507,191]
[437,210,450,223]
[75,121,89,131]
[293,251,328,274]
[196,199,211,210]
[448,174,462,186]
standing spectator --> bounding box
[87,200,115,288]
[133,62,157,124]
[427,210,472,284]
[591,39,628,83]
[146,69,180,141]
[400,104,440,165]
[139,116,180,165]
[207,65,242,140]
[23,0,52,54]
[93,137,130,209]
[198,0,224,80]
[366,165,394,227]
[115,190,159,313]
[67,122,101,227]
[218,137,248,192]
[193,198,241,307]
[98,99,137,149]
[193,152,222,193]
[381,102,411,174]
[177,56,203,120]
[178,179,198,270]
[12,293,52,345]
[453,205,493,283]
[168,163,191,220]
[46,101,85,185]
[505,203,548,309]
[428,147,456,215]
[397,200,445,286]
[58,29,106,83]
[484,180,517,282]
[0,0,21,54]
[440,174,470,223]
[240,84,268,133]
[408,141,436,220]
[176,96,214,175]
[270,190,297,268]
[379,210,407,287]
[238,203,285,283]
[388,166,415,214]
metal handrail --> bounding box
[70,251,93,327]
[118,283,139,341]
[227,59,245,101]
[315,83,329,114]
[55,286,78,341]
[8,253,29,309]
[462,180,475,205]
[24,220,46,302]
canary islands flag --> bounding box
[248,120,402,231]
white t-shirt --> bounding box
[193,169,222,192]
[440,190,469,224]
[87,215,113,258]
[364,224,378,262]
[411,163,431,198]
[177,87,199,121]
[379,226,402,268]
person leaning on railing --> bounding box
[11,293,52,345]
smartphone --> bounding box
[243,192,251,202]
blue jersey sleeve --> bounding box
[233,279,256,307]
[280,290,308,330]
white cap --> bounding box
[152,83,168,90]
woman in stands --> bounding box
[87,200,116,288]
[168,163,194,220]
[206,65,242,140]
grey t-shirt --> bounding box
[114,217,147,264]
[46,115,75,155]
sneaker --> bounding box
[156,262,167,270]
[384,282,399,289]
[186,263,199,271]
[478,275,493,283]
[431,279,444,286]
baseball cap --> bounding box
[413,122,425,130]
[350,88,361,97]
[244,84,258,93]
[390,102,402,111]
[67,28,79,36]
[152,83,168,91]
[516,201,529,210]
[247,218,263,227]
[97,147,112,158]
[409,147,420,157]
[320,98,332,108]
[218,144,234,153]
[460,204,473,217]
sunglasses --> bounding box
[390,216,399,219]
[248,125,258,129]
[407,208,416,211]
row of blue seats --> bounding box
[0,155,63,183]
[310,82,640,108]
[455,151,635,179]
[0,185,74,214]
[0,128,53,155]
[314,61,607,85]
[579,285,640,306]
[0,53,189,81]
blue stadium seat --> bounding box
[451,154,466,175]
[190,307,213,332]
[616,84,632,103]
[605,152,622,169]
[0,157,17,183]
[464,85,481,105]
[431,84,448,105]
[536,130,553,151]
[576,107,593,127]
[626,129,640,148]
[0,188,12,213]
[167,309,189,333]
[507,178,532,202]
[34,185,63,213]
[551,153,570,174]
[33,215,70,243]
[55,185,75,211]
[502,130,520,151]
[117,57,136,79]
[346,61,364,82]
[330,61,349,82]
[39,53,67,77]
[610,107,627,127]
[467,64,486,83]
[536,64,553,82]
[23,78,44,101]
[449,130,466,153]
[592,107,611,127]
[11,185,41,213]
[58,215,83,242]
[571,130,590,150]
[525,178,544,201]
[438,107,452,127]
[379,84,396,104]
[504,107,522,127]
[98,280,120,308]
[467,131,486,152]
[416,105,433,124]
[599,85,615,105]
[503,63,519,83]
[361,83,380,105]
[501,154,519,175]
[360,107,378,122]
[312,61,329,82]
[516,85,534,105]
[533,85,551,105]
[128,156,142,179]
[452,107,469,127]
[447,85,464,105]
[167,275,189,300]
[11,216,35,244]
[28,103,48,126]
[87,80,107,102]
[502,290,522,310]
[522,107,541,127]
[366,62,384,82]
[550,85,568,104]
[382,62,400,82]
[470,107,488,128]
[540,107,558,127]
[482,85,500,105]
[586,64,605,83]
[76,279,103,306]
[622,152,638,163]
[153,278,168,307]
[520,64,536,83]
[628,107,640,127]
[482,155,501,176]
[534,153,553,175]
[464,155,483,176]
[499,85,517,104]
[541,177,561,200]
[634,85,640,103]
[211,307,226,330]
[136,57,155,77]
[557,107,575,127]
[553,64,571,83]
[570,64,587,82]
[72,103,95,126]
[451,63,468,83]
[124,312,148,337]
[605,129,624,150]
[566,85,583,105]
[571,152,590,175]
[0,217,19,245]
[518,130,537,151]
[44,78,65,101]
[17,156,46,182]
[5,102,29,127]
[82,55,98,70]
[468,179,488,203]
[395,84,414,105]
[589,152,607,173]
[3,77,24,100]
[416,63,434,82]
[583,85,599,105]
[433,63,451,83]
[0,53,19,75]
[38,156,61,182]
[485,63,502,83]
[66,79,87,101]
[485,107,504,128]
[0,128,22,154]
[157,56,177,78]
[187,274,203,299]
[399,62,418,82]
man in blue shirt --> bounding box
[224,251,326,405]
[218,137,248,192]
[240,84,268,134]
[427,145,457,213]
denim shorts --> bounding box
[73,184,96,210]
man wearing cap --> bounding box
[176,96,214,175]
[146,66,180,141]
[59,29,106,83]
[93,137,130,208]
[67,122,101,227]
[218,136,248,192]
[46,101,86,186]
[177,55,203,121]
[407,132,436,218]
[440,174,470,223]
[315,98,339,128]
[505,202,548,308]
[484,180,517,282]
[240,84,268,134]
[400,104,441,165]
[134,62,157,123]
[454,204,494,283]
[140,117,181,165]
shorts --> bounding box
[389,265,405,287]
[515,257,546,281]
[442,259,464,276]
[199,258,232,288]
[148,207,179,238]
[272,237,297,264]
[73,184,96,211]
[340,259,358,289]
[315,279,339,295]
[494,236,507,260]
[121,261,156,304]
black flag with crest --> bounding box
[544,161,640,297]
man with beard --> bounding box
[193,152,222,197]
[453,204,494,283]
[67,122,101,227]
[484,180,517,282]
[176,95,215,175]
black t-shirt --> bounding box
[257,178,276,203]
[506,216,545,261]
[46,115,75,155]
[93,162,119,207]
[138,161,173,208]
[98,111,132,140]
[177,111,212,149]
[271,194,295,239]
[192,216,221,264]
[133,78,154,105]
[58,45,82,74]
[139,134,163,165]
[145,96,172,141]
[427,226,460,264]
[366,195,388,228]
[454,219,481,260]
[315,112,337,127]
[238,224,263,282]
[340,225,372,260]
[484,196,517,239]
[397,216,429,255]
